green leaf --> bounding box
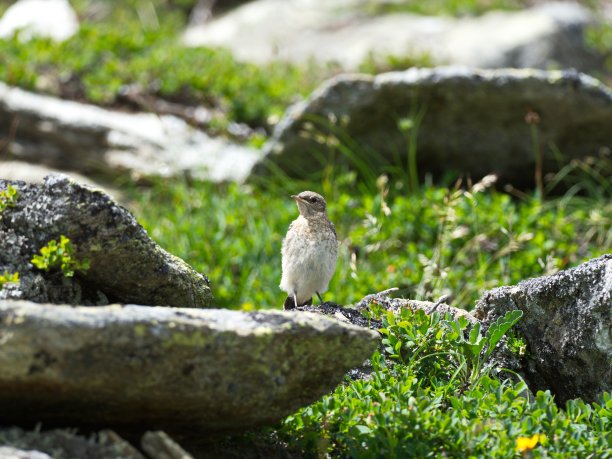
[468,322,482,345]
[0,185,19,213]
[354,425,372,434]
[484,310,524,359]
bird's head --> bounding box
[292,191,327,218]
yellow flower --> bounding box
[240,302,255,311]
[516,433,543,452]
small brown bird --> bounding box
[280,191,338,309]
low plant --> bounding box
[278,306,611,458]
[0,185,18,213]
[506,330,528,358]
[445,309,523,387]
[31,235,90,278]
[0,271,19,289]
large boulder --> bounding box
[256,67,612,187]
[184,1,602,72]
[0,300,379,433]
[0,82,261,183]
[474,254,612,404]
[0,175,213,307]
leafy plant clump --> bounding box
[0,271,19,289]
[277,306,611,458]
[0,185,18,213]
[31,235,90,278]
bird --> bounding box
[280,191,338,309]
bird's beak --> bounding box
[291,195,306,203]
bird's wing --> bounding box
[329,220,337,239]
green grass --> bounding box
[127,155,611,310]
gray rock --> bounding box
[0,300,379,433]
[184,1,601,72]
[257,67,612,187]
[0,427,146,459]
[141,431,192,459]
[0,446,53,459]
[474,254,612,404]
[0,82,261,183]
[0,175,212,307]
[0,0,78,42]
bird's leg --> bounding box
[316,292,324,304]
[293,291,299,309]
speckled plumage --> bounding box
[280,191,338,308]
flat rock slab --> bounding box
[185,1,599,72]
[257,67,612,187]
[0,175,212,307]
[0,82,261,183]
[474,254,611,404]
[0,301,379,433]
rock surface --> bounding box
[474,254,612,404]
[0,446,53,459]
[141,431,192,459]
[257,67,612,187]
[0,0,78,42]
[184,1,601,72]
[0,427,146,459]
[0,175,212,307]
[0,82,261,183]
[0,300,379,433]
